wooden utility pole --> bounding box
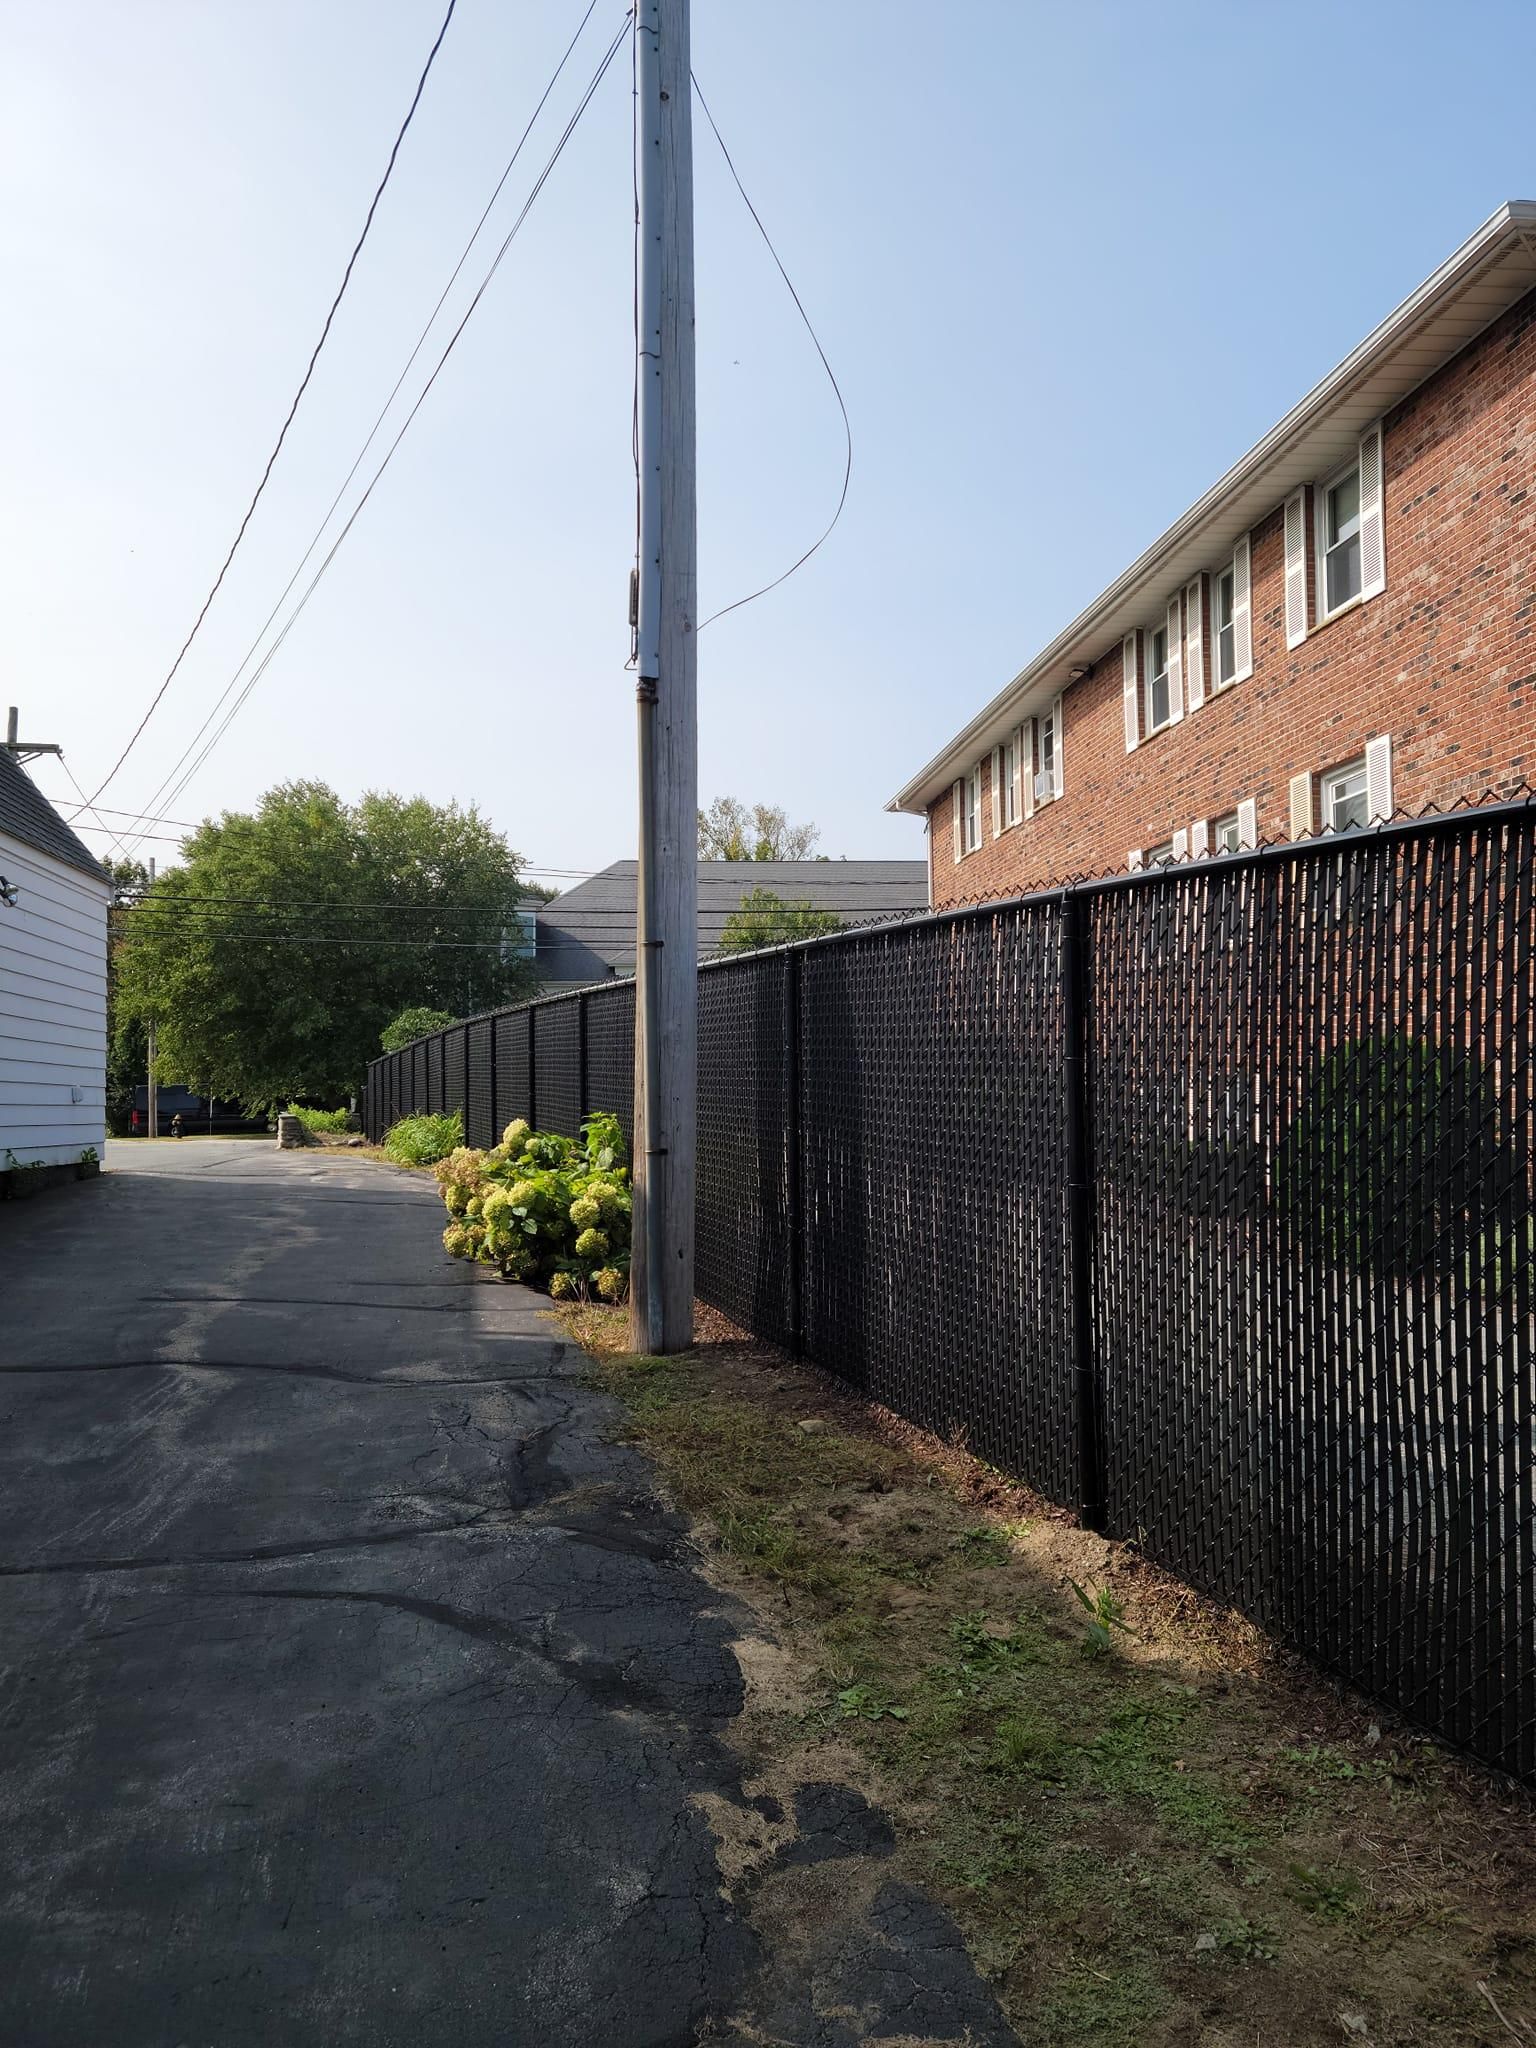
[146,857,157,1140]
[630,0,697,1353]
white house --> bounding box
[0,748,110,1171]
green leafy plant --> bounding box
[1069,1580,1134,1658]
[716,886,844,957]
[383,1109,464,1167]
[834,1683,909,1723]
[433,1110,631,1300]
[1214,1917,1279,1964]
[284,1104,351,1134]
[380,1008,455,1054]
[1287,1863,1361,1921]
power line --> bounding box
[93,0,612,856]
[690,69,852,633]
[84,0,461,812]
[108,10,631,859]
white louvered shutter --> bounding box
[951,779,964,862]
[1288,770,1314,841]
[1167,597,1185,723]
[1050,694,1065,797]
[1184,576,1205,711]
[1022,720,1036,819]
[1365,733,1393,821]
[1237,798,1258,849]
[1010,727,1024,822]
[990,746,1003,837]
[1284,490,1309,648]
[1123,632,1140,752]
[1232,536,1253,681]
[1190,818,1210,858]
[1172,827,1189,861]
[1358,423,1386,599]
[1128,848,1144,871]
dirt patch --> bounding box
[564,1305,1536,2048]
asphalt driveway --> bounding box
[0,1141,1015,2047]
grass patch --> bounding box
[568,1308,1536,2047]
[382,1109,462,1167]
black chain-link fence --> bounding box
[365,802,1536,1783]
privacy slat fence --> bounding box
[367,803,1536,1783]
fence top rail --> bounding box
[365,793,1536,1076]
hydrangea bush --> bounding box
[434,1111,631,1302]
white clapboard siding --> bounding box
[0,830,110,1166]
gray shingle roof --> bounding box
[535,860,928,982]
[0,751,108,881]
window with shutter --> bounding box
[1009,726,1024,823]
[1232,535,1253,681]
[1190,818,1210,857]
[1050,694,1064,797]
[1319,458,1363,617]
[951,780,963,863]
[1322,757,1368,832]
[1358,423,1386,599]
[1166,596,1185,724]
[1185,576,1205,710]
[1210,812,1240,854]
[1236,798,1258,849]
[1284,489,1309,647]
[1365,734,1393,820]
[1022,719,1036,819]
[1123,632,1140,752]
[1034,703,1059,806]
[965,766,982,852]
[1146,623,1172,732]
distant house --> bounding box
[534,860,929,989]
[0,749,110,1171]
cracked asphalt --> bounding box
[0,1141,1018,2047]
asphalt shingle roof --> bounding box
[0,751,108,881]
[535,859,928,984]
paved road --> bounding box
[0,1142,1015,2047]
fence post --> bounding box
[1062,886,1106,1532]
[785,948,804,1356]
[528,1008,538,1132]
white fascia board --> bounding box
[888,202,1536,816]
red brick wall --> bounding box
[927,289,1536,906]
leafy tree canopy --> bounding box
[113,782,535,1109]
[380,1006,455,1053]
[716,887,843,956]
[698,796,821,863]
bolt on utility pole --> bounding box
[630,0,697,1353]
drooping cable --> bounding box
[690,69,852,632]
[83,0,461,808]
[113,12,632,854]
[94,0,611,851]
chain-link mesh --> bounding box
[535,1000,583,1138]
[696,955,795,1346]
[465,1018,494,1148]
[1090,817,1535,1778]
[584,983,635,1140]
[799,909,1076,1496]
[364,804,1536,1783]
[495,1010,531,1130]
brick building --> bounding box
[889,202,1536,906]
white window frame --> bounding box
[1317,455,1364,622]
[1001,730,1021,828]
[1145,837,1179,867]
[1212,810,1242,855]
[964,765,982,853]
[1321,755,1369,834]
[1145,621,1173,734]
[1212,559,1238,690]
[1033,701,1061,807]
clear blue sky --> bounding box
[4,1,1534,886]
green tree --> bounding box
[716,887,843,956]
[113,782,535,1109]
[698,796,821,862]
[380,1007,455,1053]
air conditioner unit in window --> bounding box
[1033,772,1053,803]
